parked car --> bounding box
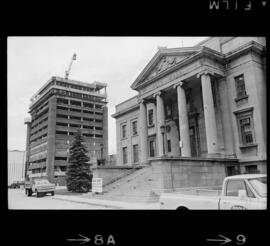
[9,181,25,189]
[159,174,266,210]
[25,178,55,197]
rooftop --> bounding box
[31,76,107,101]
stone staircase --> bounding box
[95,165,159,203]
[102,166,142,187]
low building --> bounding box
[111,37,266,191]
[24,76,108,185]
[8,150,26,186]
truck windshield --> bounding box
[35,180,49,185]
[248,177,267,197]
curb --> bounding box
[52,196,159,209]
[52,196,126,209]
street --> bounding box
[8,189,110,209]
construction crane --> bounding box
[65,53,77,80]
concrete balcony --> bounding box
[55,125,69,131]
[56,109,69,115]
[54,171,66,176]
[54,160,68,166]
[30,137,48,148]
[28,162,47,169]
[29,172,47,178]
[36,104,49,115]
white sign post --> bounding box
[92,178,103,193]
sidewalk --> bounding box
[52,194,160,209]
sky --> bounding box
[8,36,207,154]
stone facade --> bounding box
[112,37,266,180]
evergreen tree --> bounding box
[66,129,92,192]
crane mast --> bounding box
[65,53,77,80]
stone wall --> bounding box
[239,160,267,174]
[150,157,239,194]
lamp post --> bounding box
[100,143,104,165]
[66,139,70,174]
[160,125,165,156]
[100,143,103,159]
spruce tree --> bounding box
[66,129,92,192]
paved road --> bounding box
[8,189,110,209]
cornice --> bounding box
[224,41,265,62]
[133,47,225,91]
[131,40,265,92]
[130,47,202,90]
[111,104,140,119]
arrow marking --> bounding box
[206,234,232,245]
[67,234,91,245]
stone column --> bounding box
[139,99,148,164]
[154,92,166,157]
[198,72,219,154]
[174,82,191,157]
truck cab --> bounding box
[159,174,267,210]
[25,178,56,198]
[218,174,266,210]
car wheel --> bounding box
[176,206,189,211]
[51,191,55,196]
[36,191,40,198]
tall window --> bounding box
[133,144,139,163]
[167,140,171,153]
[148,109,154,126]
[239,117,254,144]
[149,140,155,157]
[122,147,128,164]
[235,74,247,98]
[122,125,127,139]
[235,108,255,147]
[132,121,138,135]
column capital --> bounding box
[173,81,185,89]
[197,69,215,79]
[137,98,145,104]
[153,91,162,98]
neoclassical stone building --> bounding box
[112,37,266,180]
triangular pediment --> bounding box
[146,55,189,80]
[131,47,201,90]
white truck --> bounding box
[159,174,266,210]
[25,178,56,198]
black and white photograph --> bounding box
[8,36,266,211]
[2,1,270,245]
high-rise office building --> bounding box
[25,76,108,185]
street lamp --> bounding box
[100,143,103,160]
[67,140,70,163]
[160,125,165,156]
